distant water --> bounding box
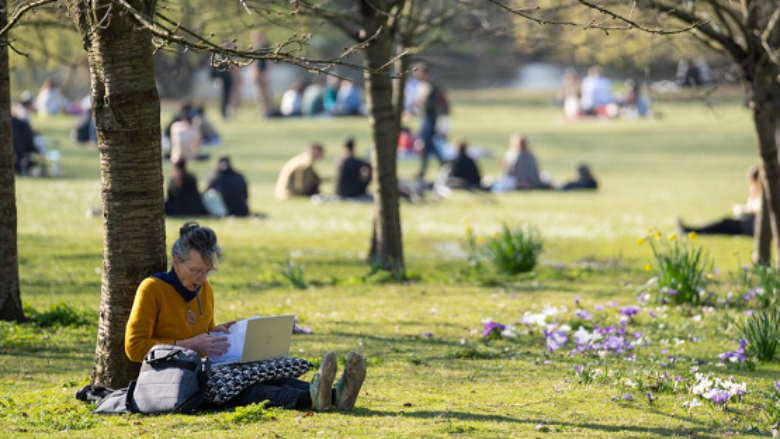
[189,60,570,101]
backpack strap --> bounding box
[125,380,140,414]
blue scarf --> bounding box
[152,267,201,303]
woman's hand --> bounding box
[177,333,231,357]
[213,320,237,334]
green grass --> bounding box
[2,89,774,437]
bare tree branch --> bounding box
[0,0,59,37]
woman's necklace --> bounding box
[185,290,203,325]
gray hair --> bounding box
[172,221,222,268]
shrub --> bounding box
[485,224,542,275]
[641,231,711,305]
[24,303,96,328]
[224,402,277,424]
[740,311,780,362]
[279,260,306,290]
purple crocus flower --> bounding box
[575,364,584,374]
[646,393,654,404]
[622,394,633,400]
[574,295,581,306]
[774,380,780,393]
[423,332,433,339]
[293,323,312,334]
[620,306,640,317]
[594,304,605,311]
[703,389,731,405]
[632,332,642,339]
[482,321,506,338]
[575,309,593,321]
[744,310,754,317]
[666,289,678,296]
[636,292,650,303]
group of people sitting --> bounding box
[274,138,371,202]
[272,131,597,205]
[162,103,223,163]
[278,76,363,118]
[437,133,598,194]
[165,156,250,218]
[560,66,651,120]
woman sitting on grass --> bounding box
[125,221,366,412]
[678,165,760,237]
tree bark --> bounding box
[68,0,167,388]
[746,65,780,267]
[392,42,410,133]
[754,189,772,265]
[360,1,405,274]
[0,1,24,323]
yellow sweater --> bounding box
[125,277,215,363]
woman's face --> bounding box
[173,249,211,291]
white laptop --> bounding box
[209,315,295,365]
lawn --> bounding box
[1,89,775,438]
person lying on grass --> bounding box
[125,221,366,411]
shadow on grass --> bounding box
[347,408,720,438]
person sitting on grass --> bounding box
[679,165,761,237]
[558,163,598,191]
[445,140,483,190]
[206,156,249,217]
[275,143,325,200]
[500,133,550,190]
[170,113,203,164]
[165,160,208,217]
[335,137,372,200]
[125,222,367,411]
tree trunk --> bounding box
[753,189,772,265]
[68,0,167,388]
[392,42,410,133]
[0,1,24,323]
[360,1,404,274]
[746,66,780,267]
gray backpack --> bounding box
[95,344,210,415]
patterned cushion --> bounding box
[205,357,313,405]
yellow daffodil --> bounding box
[465,226,472,235]
[653,231,662,240]
[669,233,677,241]
[688,231,697,241]
[492,232,500,238]
[645,263,652,272]
[462,217,470,225]
[637,237,645,245]
[476,236,484,244]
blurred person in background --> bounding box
[678,166,760,236]
[559,163,598,191]
[280,81,305,117]
[335,137,372,200]
[36,78,70,117]
[165,159,208,217]
[413,63,448,179]
[580,66,613,116]
[499,133,548,190]
[301,77,326,117]
[275,143,325,199]
[206,156,249,217]
[250,31,277,118]
[170,112,203,164]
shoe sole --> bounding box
[338,351,366,411]
[318,351,337,411]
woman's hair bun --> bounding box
[180,221,200,237]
